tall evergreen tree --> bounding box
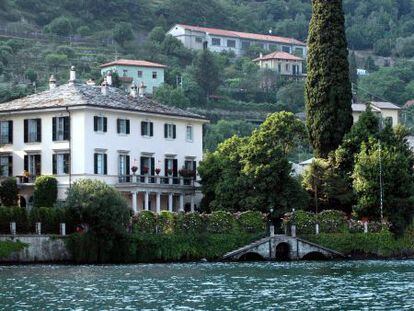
[305,0,353,158]
[193,49,220,99]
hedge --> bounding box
[132,211,266,236]
[0,206,67,234]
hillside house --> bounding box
[352,101,400,126]
[253,51,305,78]
[167,24,307,58]
[100,59,166,95]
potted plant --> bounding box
[167,168,173,176]
[131,166,138,174]
[142,166,149,174]
[155,168,161,175]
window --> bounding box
[186,125,193,142]
[93,116,107,132]
[24,119,41,143]
[292,65,299,75]
[53,153,70,175]
[195,37,203,43]
[118,154,130,182]
[241,41,250,50]
[140,156,155,182]
[137,71,143,78]
[286,63,290,71]
[94,153,107,175]
[123,69,128,77]
[184,159,197,183]
[141,121,154,137]
[0,121,12,144]
[164,158,178,184]
[164,123,176,139]
[24,154,41,176]
[0,155,12,177]
[282,46,291,53]
[227,40,236,48]
[294,47,304,57]
[212,38,221,46]
[152,71,157,79]
[52,117,70,141]
[117,119,130,135]
[278,63,281,73]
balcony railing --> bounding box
[16,175,37,184]
[118,174,196,187]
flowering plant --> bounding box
[155,168,161,175]
[131,166,138,174]
[142,166,149,174]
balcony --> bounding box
[16,175,37,185]
[117,174,197,189]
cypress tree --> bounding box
[305,0,353,158]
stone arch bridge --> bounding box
[222,235,344,261]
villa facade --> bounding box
[167,24,307,58]
[0,68,207,213]
[253,51,305,77]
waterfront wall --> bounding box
[0,235,71,263]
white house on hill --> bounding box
[352,101,400,126]
[0,67,208,213]
[167,24,307,58]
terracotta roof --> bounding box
[100,59,167,69]
[175,24,306,46]
[253,51,303,62]
[0,83,206,121]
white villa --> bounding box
[0,67,208,213]
[253,51,305,77]
[167,24,307,58]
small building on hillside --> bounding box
[253,51,305,77]
[352,101,400,127]
[167,24,307,58]
[100,59,166,95]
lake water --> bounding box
[0,260,413,310]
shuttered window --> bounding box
[52,117,70,141]
[24,119,41,143]
[0,121,12,144]
[164,123,176,139]
[93,116,107,132]
[117,119,130,135]
[94,153,107,175]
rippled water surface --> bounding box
[0,261,414,310]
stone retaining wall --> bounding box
[0,235,71,263]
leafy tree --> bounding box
[65,179,130,262]
[77,25,91,36]
[148,26,165,44]
[364,56,378,72]
[276,81,305,112]
[33,176,58,208]
[154,84,190,108]
[394,35,414,58]
[44,16,73,36]
[353,137,414,233]
[204,119,256,151]
[193,49,220,98]
[113,22,134,47]
[0,177,18,207]
[305,0,353,158]
[25,68,37,83]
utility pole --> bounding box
[378,141,384,222]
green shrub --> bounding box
[33,176,58,208]
[29,207,65,234]
[283,210,316,234]
[206,211,235,233]
[0,240,28,258]
[133,211,157,234]
[0,206,29,233]
[0,177,18,206]
[157,211,175,234]
[317,210,348,233]
[237,211,265,233]
[175,212,204,234]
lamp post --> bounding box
[378,141,384,223]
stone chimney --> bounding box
[101,78,109,95]
[130,83,137,98]
[49,75,56,90]
[106,71,113,86]
[69,66,76,85]
[138,82,146,97]
[86,79,96,86]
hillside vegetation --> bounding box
[1,0,414,147]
